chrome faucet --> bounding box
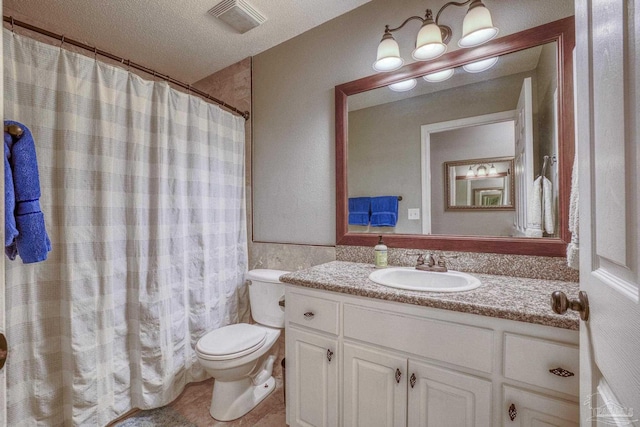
[413,253,448,272]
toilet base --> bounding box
[209,376,276,421]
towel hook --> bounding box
[539,155,557,178]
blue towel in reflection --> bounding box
[348,197,371,226]
[370,196,398,227]
[5,120,51,263]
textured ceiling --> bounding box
[3,0,371,83]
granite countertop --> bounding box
[280,261,580,330]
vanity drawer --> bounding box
[344,304,494,373]
[286,291,340,335]
[504,333,579,396]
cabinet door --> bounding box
[407,360,492,427]
[503,386,578,426]
[287,327,338,427]
[343,343,407,427]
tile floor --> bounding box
[116,334,286,426]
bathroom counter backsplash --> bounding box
[280,261,580,330]
[336,245,580,282]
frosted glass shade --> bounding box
[388,79,417,92]
[373,36,404,72]
[458,3,499,48]
[477,165,487,176]
[412,23,447,61]
[423,68,454,82]
[463,56,499,73]
[466,167,475,178]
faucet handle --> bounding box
[436,254,458,268]
[426,253,437,267]
[408,253,425,265]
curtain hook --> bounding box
[187,84,191,95]
[10,16,15,33]
[94,46,98,61]
[60,35,65,48]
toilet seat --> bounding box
[196,323,267,361]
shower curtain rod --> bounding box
[3,16,250,121]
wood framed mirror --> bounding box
[335,17,574,256]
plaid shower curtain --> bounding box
[3,30,247,426]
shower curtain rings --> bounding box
[60,35,65,49]
[10,16,15,33]
[94,47,98,61]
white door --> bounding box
[575,1,640,425]
[513,77,534,235]
[287,328,339,427]
[343,343,407,427]
[407,359,492,427]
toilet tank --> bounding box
[246,269,289,328]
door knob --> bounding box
[0,333,7,370]
[551,290,589,321]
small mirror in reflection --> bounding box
[444,157,514,210]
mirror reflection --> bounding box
[347,41,559,238]
[445,157,514,210]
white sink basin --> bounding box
[368,267,482,292]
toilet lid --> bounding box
[196,324,267,361]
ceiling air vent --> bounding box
[208,0,267,34]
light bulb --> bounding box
[466,166,475,178]
[388,79,417,92]
[423,68,455,82]
[463,56,499,73]
[373,34,404,72]
[458,1,499,48]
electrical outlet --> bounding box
[408,208,420,220]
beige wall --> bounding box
[252,0,574,246]
[430,122,515,236]
[194,59,336,271]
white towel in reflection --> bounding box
[542,176,555,234]
[567,151,579,270]
[525,177,543,238]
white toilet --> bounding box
[195,269,288,421]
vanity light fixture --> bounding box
[465,163,497,178]
[388,79,418,92]
[373,0,499,72]
[462,56,499,73]
[423,68,455,82]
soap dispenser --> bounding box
[374,235,388,269]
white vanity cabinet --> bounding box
[284,285,579,427]
[343,343,492,427]
[286,327,339,427]
[286,291,340,427]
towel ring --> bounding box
[5,124,24,139]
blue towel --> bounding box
[348,197,371,226]
[4,133,18,251]
[5,120,51,263]
[370,196,398,227]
